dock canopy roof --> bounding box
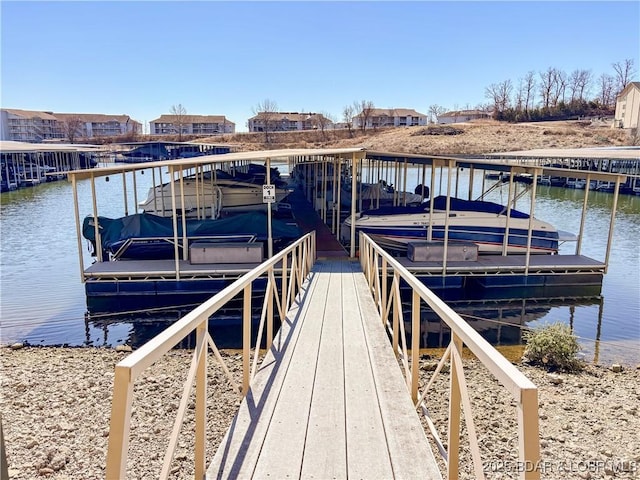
[0,140,105,153]
[63,146,631,183]
[64,147,367,180]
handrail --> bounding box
[359,232,540,480]
[105,231,316,479]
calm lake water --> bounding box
[1,164,639,365]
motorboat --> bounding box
[138,169,293,218]
[327,179,426,209]
[83,211,301,260]
[341,196,571,254]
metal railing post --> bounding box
[519,387,541,480]
[447,334,463,480]
[411,290,421,403]
[242,284,252,395]
[392,272,400,355]
[195,322,207,478]
[105,367,134,479]
[381,257,388,327]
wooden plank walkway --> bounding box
[207,258,442,479]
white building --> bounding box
[352,108,427,130]
[614,82,640,129]
[436,109,491,124]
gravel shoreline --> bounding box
[2,346,639,479]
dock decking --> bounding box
[207,258,442,479]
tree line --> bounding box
[483,59,636,122]
[162,58,638,145]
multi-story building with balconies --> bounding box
[149,115,235,136]
[0,109,142,142]
[248,112,332,132]
[353,108,428,130]
[0,109,63,142]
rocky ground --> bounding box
[1,346,639,479]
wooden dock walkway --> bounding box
[207,258,442,479]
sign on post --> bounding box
[262,184,276,203]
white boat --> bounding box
[139,172,293,218]
[341,196,571,254]
[328,180,425,209]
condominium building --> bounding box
[55,113,142,138]
[353,108,428,130]
[248,112,332,132]
[149,115,235,136]
[0,109,62,142]
[0,109,142,142]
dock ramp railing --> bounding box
[360,232,541,480]
[105,232,315,479]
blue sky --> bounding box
[2,1,638,132]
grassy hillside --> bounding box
[198,119,637,155]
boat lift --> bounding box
[290,151,626,294]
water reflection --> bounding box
[83,310,278,350]
[1,168,638,365]
[403,296,601,347]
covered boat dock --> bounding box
[66,147,626,313]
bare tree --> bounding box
[170,104,188,141]
[568,69,592,103]
[523,71,536,116]
[576,69,592,102]
[252,99,279,143]
[428,104,446,124]
[60,116,84,143]
[539,67,556,110]
[342,104,355,136]
[597,73,615,108]
[550,69,567,107]
[355,100,374,131]
[477,103,494,116]
[485,80,512,115]
[312,112,334,140]
[612,59,636,95]
[515,78,526,113]
[485,84,501,115]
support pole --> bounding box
[72,175,85,282]
[576,174,591,255]
[349,153,358,257]
[604,176,622,273]
[267,157,273,258]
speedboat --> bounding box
[138,169,293,218]
[327,180,425,209]
[341,196,570,254]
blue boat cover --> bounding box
[83,212,301,259]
